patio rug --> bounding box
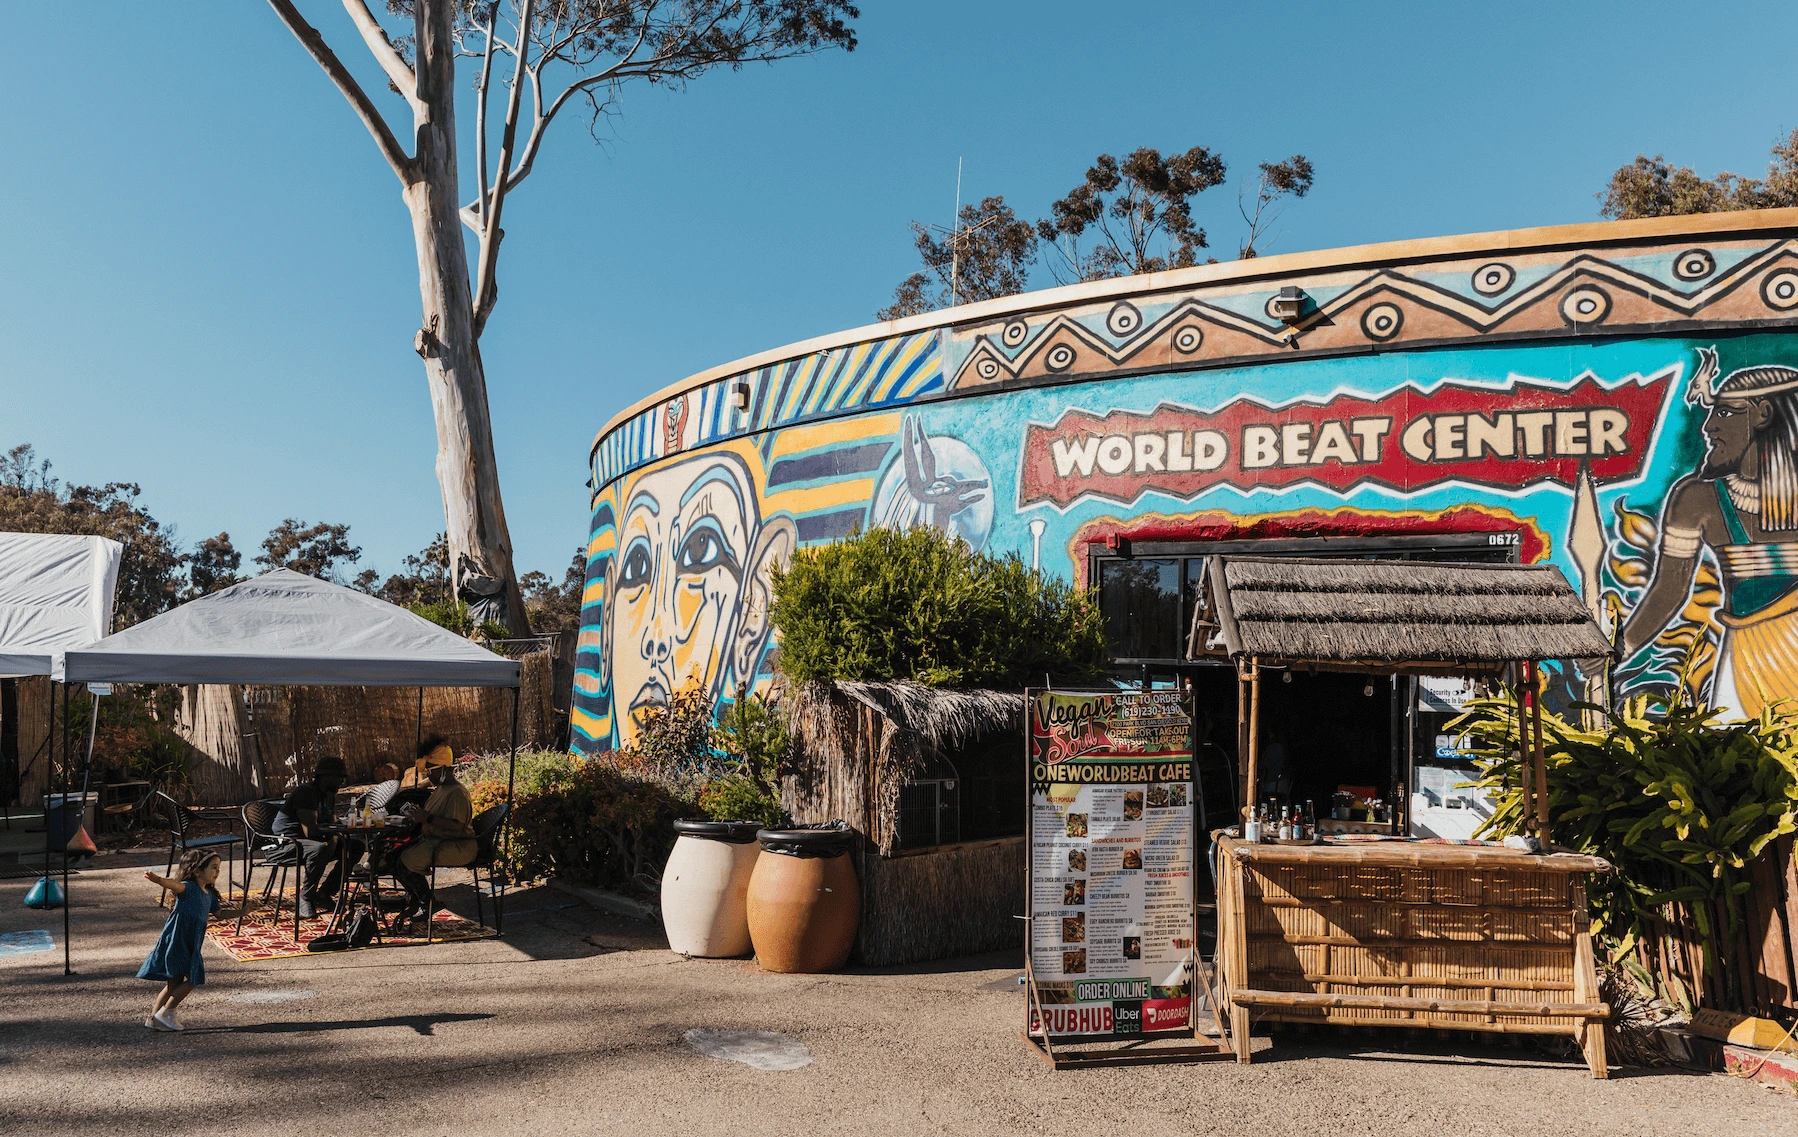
[208,900,494,962]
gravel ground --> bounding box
[0,850,1790,1137]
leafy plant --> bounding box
[493,758,693,891]
[699,692,790,826]
[462,749,578,800]
[408,598,511,642]
[771,526,1108,688]
[607,686,731,801]
[1452,680,1798,1006]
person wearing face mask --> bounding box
[384,736,477,931]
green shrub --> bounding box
[1453,683,1798,1006]
[463,748,577,798]
[497,758,694,890]
[699,774,781,827]
[409,598,510,641]
[770,526,1108,687]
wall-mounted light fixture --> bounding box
[1105,533,1133,559]
[1271,286,1307,324]
[732,380,752,412]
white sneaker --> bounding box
[144,1016,157,1029]
[152,1011,183,1032]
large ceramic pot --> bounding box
[746,826,860,973]
[660,820,764,957]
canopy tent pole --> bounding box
[64,689,99,976]
[415,686,424,753]
[501,684,519,936]
[59,684,71,974]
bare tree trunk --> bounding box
[408,2,529,635]
[177,685,261,805]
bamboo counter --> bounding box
[1212,835,1612,1077]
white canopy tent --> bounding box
[42,569,524,963]
[0,533,122,678]
[54,569,520,688]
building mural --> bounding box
[575,217,1798,753]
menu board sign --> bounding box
[1025,689,1195,1039]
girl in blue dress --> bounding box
[138,849,223,1032]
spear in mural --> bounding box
[1567,462,1609,718]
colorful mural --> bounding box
[576,218,1798,754]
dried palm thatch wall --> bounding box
[0,651,556,808]
[237,647,558,796]
[785,680,1024,965]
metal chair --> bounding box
[237,799,301,941]
[466,803,511,934]
[156,791,244,907]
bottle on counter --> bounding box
[1244,805,1263,844]
[1303,800,1316,840]
[1277,806,1293,841]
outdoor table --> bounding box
[318,820,417,935]
[1212,834,1613,1077]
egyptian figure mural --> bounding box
[574,217,1798,753]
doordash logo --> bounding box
[1017,368,1673,508]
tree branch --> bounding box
[474,6,497,223]
[473,0,535,336]
[341,0,422,117]
[267,0,414,183]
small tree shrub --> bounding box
[699,692,790,826]
[770,526,1108,687]
[1454,685,1798,1008]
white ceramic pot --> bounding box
[660,820,763,957]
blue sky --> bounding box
[4,1,1797,583]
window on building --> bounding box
[1098,558,1182,660]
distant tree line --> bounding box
[0,443,583,638]
[1599,130,1798,219]
[878,146,1315,319]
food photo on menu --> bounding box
[1146,784,1169,808]
[1062,949,1087,974]
[1062,913,1086,943]
[1067,848,1087,872]
[1123,790,1144,820]
[1123,936,1142,959]
[1122,846,1143,870]
[1065,812,1088,837]
[1063,879,1086,906]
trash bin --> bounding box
[43,793,98,849]
[746,823,859,973]
[660,819,763,957]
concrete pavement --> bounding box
[0,849,1789,1137]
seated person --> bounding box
[385,737,477,929]
[273,756,366,920]
[357,762,403,811]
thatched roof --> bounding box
[784,680,1022,857]
[1194,556,1613,669]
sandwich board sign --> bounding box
[1021,688,1226,1067]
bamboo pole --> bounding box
[1527,662,1551,841]
[1254,970,1576,992]
[1245,660,1261,820]
[1231,990,1608,1018]
[1515,669,1534,842]
[1235,666,1250,820]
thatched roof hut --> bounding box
[783,679,1024,967]
[785,680,1021,857]
[1193,557,1613,671]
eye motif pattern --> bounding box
[1043,343,1078,373]
[1171,324,1204,354]
[1560,286,1611,326]
[975,356,1003,381]
[1763,269,1798,311]
[1001,320,1030,348]
[1106,302,1142,338]
[1471,262,1515,297]
[1674,249,1716,282]
[1361,303,1404,342]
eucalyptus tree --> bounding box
[264,1,858,631]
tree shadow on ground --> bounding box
[191,1012,493,1037]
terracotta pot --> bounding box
[746,828,859,973]
[660,820,763,958]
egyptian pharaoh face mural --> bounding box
[599,450,794,747]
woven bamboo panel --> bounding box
[1237,855,1585,1030]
